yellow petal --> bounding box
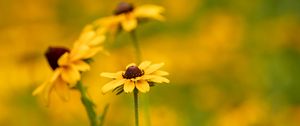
[72,40,83,52]
[96,27,108,35]
[101,79,126,94]
[42,81,55,106]
[124,80,135,93]
[152,70,169,76]
[32,69,61,96]
[81,24,94,33]
[32,81,48,96]
[37,79,56,106]
[134,5,165,21]
[79,31,96,44]
[151,76,169,83]
[88,35,105,46]
[46,67,61,81]
[94,16,121,27]
[54,77,70,101]
[61,66,80,87]
[73,31,95,48]
[73,60,90,71]
[121,14,137,32]
[70,45,90,61]
[142,75,170,83]
[58,53,70,66]
[33,68,62,106]
[144,63,164,74]
[94,16,122,36]
[81,47,103,59]
[100,71,123,79]
[136,80,150,93]
[138,61,151,70]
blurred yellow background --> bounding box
[1,0,300,126]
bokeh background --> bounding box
[1,0,300,126]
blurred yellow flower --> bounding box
[33,29,105,105]
[94,2,165,32]
[101,61,169,94]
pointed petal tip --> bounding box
[32,87,41,96]
[101,79,126,94]
[101,87,109,94]
[101,90,108,95]
[138,61,152,69]
[100,72,113,78]
[136,80,150,93]
[32,90,38,96]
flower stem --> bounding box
[76,81,97,126]
[130,31,142,126]
[134,89,139,126]
[130,30,142,63]
[99,104,109,126]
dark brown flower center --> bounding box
[122,66,144,79]
[114,2,134,15]
[45,46,70,70]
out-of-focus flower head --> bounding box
[94,2,165,33]
[101,61,169,94]
[33,27,105,105]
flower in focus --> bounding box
[94,2,165,33]
[101,61,169,94]
[33,28,105,105]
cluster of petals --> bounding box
[33,3,168,104]
[33,27,105,104]
[101,61,169,94]
[94,2,165,32]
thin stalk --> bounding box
[76,81,97,126]
[130,30,142,126]
[134,89,139,126]
[130,30,153,126]
[99,104,109,126]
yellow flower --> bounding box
[101,61,169,94]
[94,2,165,32]
[33,29,105,105]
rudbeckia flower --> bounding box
[101,61,169,94]
[94,2,165,32]
[33,29,105,104]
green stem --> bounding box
[130,30,142,63]
[130,30,153,126]
[99,104,109,126]
[76,81,97,126]
[130,31,142,126]
[134,89,139,126]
